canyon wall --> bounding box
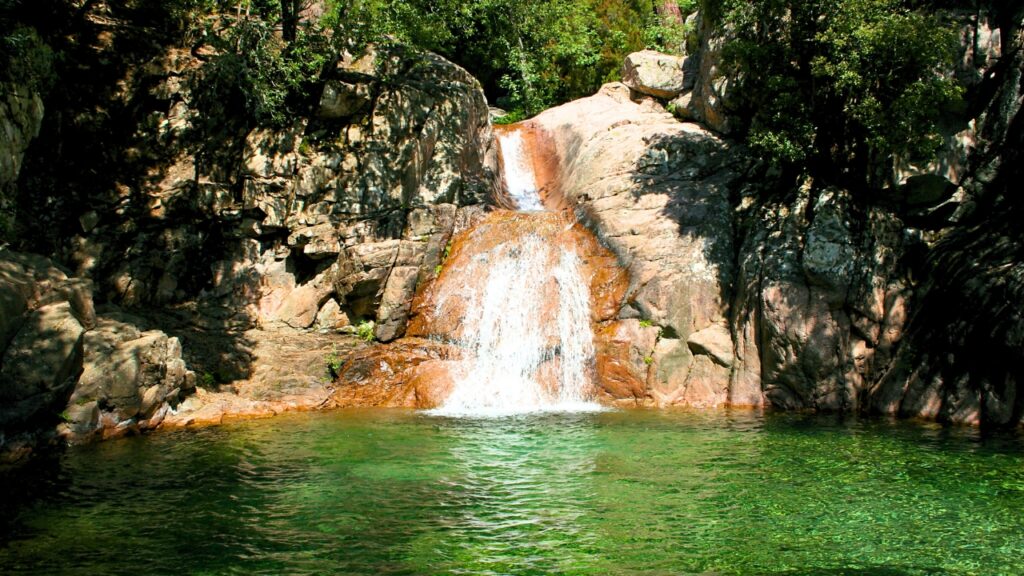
[530,5,1023,425]
[1,13,498,453]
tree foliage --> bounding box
[322,0,686,115]
[191,2,332,128]
[715,0,963,188]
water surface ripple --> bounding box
[1,410,1022,575]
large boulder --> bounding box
[0,250,93,434]
[0,302,86,430]
[527,82,744,406]
[621,50,687,99]
[64,313,195,441]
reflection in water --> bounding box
[1,410,1023,575]
[435,414,601,572]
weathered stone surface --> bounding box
[687,322,733,367]
[315,298,350,331]
[0,303,85,429]
[331,338,460,408]
[21,42,499,345]
[374,266,420,342]
[594,319,657,404]
[674,12,734,134]
[621,50,687,99]
[0,254,34,349]
[317,80,372,119]
[528,81,740,406]
[66,314,195,440]
[162,329,353,430]
[0,82,45,237]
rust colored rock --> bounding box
[595,351,648,403]
[337,206,631,409]
[331,338,461,408]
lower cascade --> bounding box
[430,223,599,415]
[430,126,601,415]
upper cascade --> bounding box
[495,127,546,212]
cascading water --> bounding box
[429,127,602,416]
[495,129,546,212]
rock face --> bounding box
[528,82,743,406]
[65,312,195,441]
[526,39,1023,426]
[0,82,45,238]
[621,50,687,99]
[729,185,914,412]
[667,11,734,134]
[3,13,501,451]
[0,251,92,433]
[0,249,195,450]
[16,42,498,339]
[331,209,629,408]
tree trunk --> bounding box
[281,0,299,42]
[655,1,684,24]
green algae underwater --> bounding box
[2,409,1023,575]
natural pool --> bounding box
[1,409,1022,575]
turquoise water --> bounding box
[1,409,1023,575]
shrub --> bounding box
[355,320,376,342]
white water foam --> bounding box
[430,235,602,417]
[430,127,604,417]
[496,130,545,211]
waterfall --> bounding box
[429,126,602,416]
[495,129,545,211]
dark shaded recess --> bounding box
[290,250,332,285]
[9,1,283,386]
[14,0,202,251]
[895,2,1024,426]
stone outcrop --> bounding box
[729,184,914,412]
[17,41,498,339]
[3,23,502,452]
[0,251,93,434]
[621,50,687,99]
[0,82,45,239]
[667,11,734,134]
[0,249,196,452]
[528,82,743,406]
[526,32,1023,426]
[62,312,195,442]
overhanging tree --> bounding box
[714,0,963,190]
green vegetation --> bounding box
[200,372,217,387]
[320,0,695,117]
[639,319,653,328]
[2,0,695,143]
[356,319,376,342]
[189,2,334,129]
[712,0,963,188]
[185,0,698,125]
[325,347,345,378]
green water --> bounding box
[1,409,1023,575]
